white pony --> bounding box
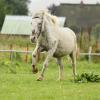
[30,10,77,81]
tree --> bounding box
[0,0,30,30]
[48,4,57,15]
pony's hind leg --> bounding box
[56,58,64,81]
[70,51,77,80]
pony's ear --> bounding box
[51,16,57,25]
[45,12,59,26]
[51,16,59,25]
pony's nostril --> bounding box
[31,37,35,43]
[33,37,35,40]
[32,30,35,34]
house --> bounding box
[54,3,100,28]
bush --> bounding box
[75,72,100,83]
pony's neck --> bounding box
[39,23,51,42]
[45,22,57,34]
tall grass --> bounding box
[0,35,32,46]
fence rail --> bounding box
[0,49,100,62]
[80,53,100,56]
[0,50,100,55]
[0,50,32,53]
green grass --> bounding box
[0,60,100,100]
[0,32,100,100]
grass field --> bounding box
[0,60,100,100]
[0,35,100,100]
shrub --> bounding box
[75,72,100,83]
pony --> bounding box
[30,10,77,81]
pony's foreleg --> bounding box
[37,41,58,81]
[56,58,64,81]
[32,45,40,74]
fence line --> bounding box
[0,50,32,53]
[80,53,100,56]
[0,49,100,62]
[0,50,32,62]
[0,49,100,55]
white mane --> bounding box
[45,12,59,26]
[33,10,59,26]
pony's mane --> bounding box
[45,12,59,26]
[33,10,59,26]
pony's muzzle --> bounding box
[32,65,38,74]
[30,36,36,43]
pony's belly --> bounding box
[53,46,73,57]
[53,52,67,57]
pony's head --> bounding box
[30,10,59,43]
[30,10,44,43]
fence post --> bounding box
[25,44,29,63]
[10,44,13,61]
[88,46,92,63]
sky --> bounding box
[29,0,100,14]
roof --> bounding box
[1,15,66,35]
[58,17,66,26]
[1,15,32,35]
[61,3,100,6]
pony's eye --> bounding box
[32,17,39,19]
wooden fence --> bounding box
[0,49,100,63]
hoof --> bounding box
[74,73,77,76]
[73,73,77,80]
[37,76,43,81]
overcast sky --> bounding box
[29,0,100,14]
